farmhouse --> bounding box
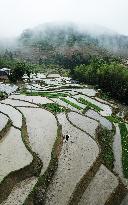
[0,68,11,82]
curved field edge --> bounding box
[0,114,12,141]
[68,122,127,205]
[23,116,63,205]
[0,110,43,204]
[104,180,127,205]
[66,111,99,140]
[26,108,126,205]
[68,156,101,205]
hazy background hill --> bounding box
[17,23,128,60]
[1,22,128,65]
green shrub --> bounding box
[60,98,82,110]
[25,91,68,98]
[42,103,66,113]
[0,92,7,100]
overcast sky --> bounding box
[0,0,128,38]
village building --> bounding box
[0,68,11,82]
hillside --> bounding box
[8,24,115,65]
[10,23,128,65]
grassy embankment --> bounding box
[25,91,69,98]
[60,98,82,110]
[96,126,115,170]
[106,114,128,178]
[78,97,103,112]
[42,103,66,113]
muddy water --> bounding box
[76,88,97,97]
[0,127,33,183]
[45,113,99,205]
[0,103,22,128]
[18,107,57,174]
[9,95,53,105]
[1,177,37,205]
[2,98,38,107]
[68,112,99,138]
[78,164,119,205]
[86,109,112,130]
[0,113,8,131]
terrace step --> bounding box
[0,127,33,183]
[1,177,37,205]
[2,98,38,107]
[0,113,8,132]
[67,111,99,139]
[45,113,99,205]
[0,103,22,129]
[78,164,119,205]
[18,107,57,175]
[9,94,53,105]
[86,109,112,130]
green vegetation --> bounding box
[24,91,69,98]
[97,90,112,101]
[0,92,7,100]
[106,114,128,178]
[73,60,128,105]
[106,115,123,123]
[78,97,103,112]
[42,103,66,113]
[60,98,82,110]
[97,126,114,170]
[0,55,69,83]
[0,114,43,204]
[119,123,128,178]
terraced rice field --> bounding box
[0,113,8,132]
[67,111,99,138]
[18,107,57,174]
[74,94,112,116]
[86,109,113,130]
[0,81,127,205]
[1,177,38,205]
[2,98,38,107]
[9,95,53,105]
[45,113,99,205]
[78,165,119,205]
[75,88,97,96]
[52,98,80,112]
[0,103,22,128]
[0,127,33,183]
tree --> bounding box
[9,62,26,83]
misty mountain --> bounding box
[2,23,128,65]
[18,23,128,55]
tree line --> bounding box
[73,59,128,104]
